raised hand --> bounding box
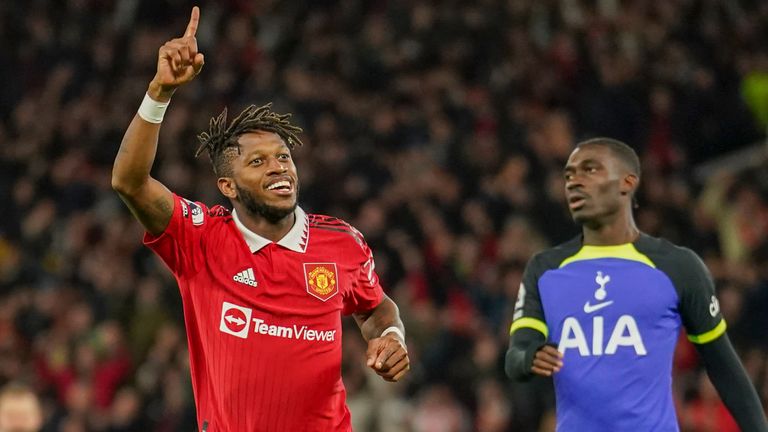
[365,334,410,382]
[150,6,205,100]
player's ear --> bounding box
[621,173,639,197]
[217,177,237,199]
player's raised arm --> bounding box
[111,7,205,235]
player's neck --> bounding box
[582,215,639,246]
[237,209,296,242]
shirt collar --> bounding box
[232,207,310,254]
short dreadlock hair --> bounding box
[195,103,304,177]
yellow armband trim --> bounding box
[510,317,549,338]
[687,319,727,344]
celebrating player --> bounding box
[505,138,768,431]
[111,7,409,431]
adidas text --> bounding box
[233,268,258,287]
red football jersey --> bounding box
[144,194,384,432]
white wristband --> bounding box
[137,93,170,124]
[381,326,405,343]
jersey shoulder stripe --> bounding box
[310,214,347,226]
[308,214,365,246]
[208,205,231,219]
[309,215,353,230]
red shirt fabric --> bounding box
[144,194,384,432]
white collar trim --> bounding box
[232,207,309,253]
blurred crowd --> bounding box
[1,0,768,431]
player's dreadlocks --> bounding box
[195,103,304,177]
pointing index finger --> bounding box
[184,6,200,38]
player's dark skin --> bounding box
[531,144,640,377]
[112,7,409,383]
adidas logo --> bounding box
[233,268,258,287]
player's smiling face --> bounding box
[231,131,299,222]
[563,145,628,226]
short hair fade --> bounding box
[577,137,641,179]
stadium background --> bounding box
[1,0,768,430]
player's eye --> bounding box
[277,154,291,161]
[249,158,263,166]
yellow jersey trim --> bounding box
[687,319,727,344]
[559,243,656,268]
[510,317,549,338]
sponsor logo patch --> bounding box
[219,302,252,339]
[709,295,720,317]
[218,301,336,342]
[183,199,204,225]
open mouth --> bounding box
[265,180,294,196]
[568,195,587,210]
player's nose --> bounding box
[265,156,287,174]
[565,176,584,191]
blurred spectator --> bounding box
[0,382,42,432]
[681,373,739,432]
[410,385,470,432]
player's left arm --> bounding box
[353,294,409,382]
[677,249,768,431]
[506,253,561,380]
[345,230,409,382]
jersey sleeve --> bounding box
[509,254,549,339]
[676,248,727,344]
[143,193,209,278]
[341,230,384,316]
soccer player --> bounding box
[111,7,409,431]
[0,383,42,432]
[505,138,768,431]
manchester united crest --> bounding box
[304,263,339,301]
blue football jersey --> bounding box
[510,234,726,432]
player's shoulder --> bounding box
[528,236,583,272]
[208,204,232,219]
[634,233,709,279]
[634,233,704,266]
[307,213,367,248]
[177,196,232,227]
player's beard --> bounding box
[236,183,298,224]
